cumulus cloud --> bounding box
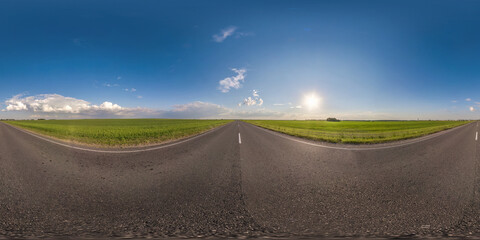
[470,106,475,112]
[212,26,237,42]
[218,68,246,93]
[243,97,257,106]
[5,94,91,113]
[239,90,263,107]
[3,94,156,118]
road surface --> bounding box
[1,120,480,238]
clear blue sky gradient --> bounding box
[1,0,480,119]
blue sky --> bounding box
[1,0,480,119]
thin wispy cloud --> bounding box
[72,38,87,47]
[470,106,475,112]
[125,88,136,92]
[103,83,119,87]
[166,101,230,118]
[466,98,472,101]
[218,68,246,93]
[213,26,237,42]
[273,103,284,106]
[235,31,255,38]
[212,26,253,42]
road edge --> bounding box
[242,121,475,151]
[0,121,232,154]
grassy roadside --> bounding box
[3,119,232,147]
[244,120,472,144]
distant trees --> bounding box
[326,117,340,122]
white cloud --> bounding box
[218,68,246,93]
[470,106,475,112]
[212,26,237,42]
[94,101,122,111]
[273,103,284,106]
[124,88,136,92]
[451,100,457,103]
[466,98,472,101]
[290,105,303,109]
[239,89,263,107]
[137,95,143,99]
[243,97,257,106]
[5,94,91,113]
[3,94,155,118]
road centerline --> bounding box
[238,133,242,144]
[476,131,478,141]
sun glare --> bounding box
[303,93,321,110]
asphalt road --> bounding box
[1,120,480,238]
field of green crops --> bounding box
[3,119,231,147]
[245,120,471,144]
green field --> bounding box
[3,119,231,147]
[245,120,471,144]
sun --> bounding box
[303,93,321,110]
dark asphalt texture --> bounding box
[1,120,480,238]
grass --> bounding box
[3,119,231,147]
[244,120,471,144]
